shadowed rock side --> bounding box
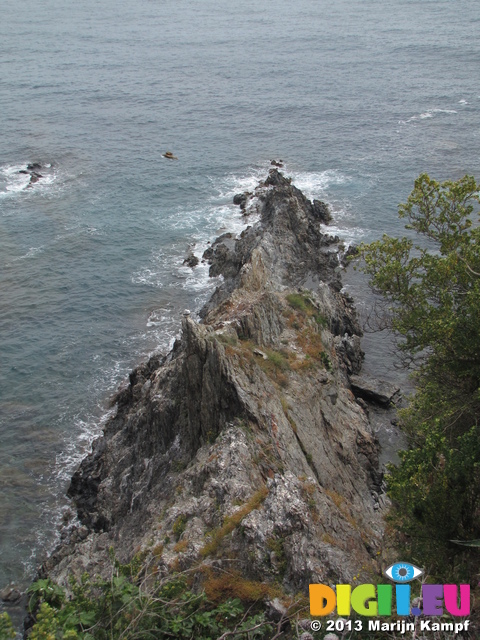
[41,169,389,599]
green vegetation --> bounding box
[359,173,480,580]
[266,537,287,576]
[0,613,15,639]
[264,349,289,371]
[172,514,187,540]
[286,293,312,313]
[216,332,239,347]
[284,292,332,372]
[16,557,275,640]
[238,341,291,387]
[286,293,328,328]
[319,351,332,371]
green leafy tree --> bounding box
[359,173,480,579]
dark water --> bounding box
[1,0,479,608]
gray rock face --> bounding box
[1,585,22,603]
[312,199,332,224]
[349,374,401,406]
[39,169,390,607]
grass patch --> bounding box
[174,539,189,553]
[172,514,187,540]
[286,292,329,329]
[217,332,239,347]
[325,488,345,509]
[266,348,289,370]
[315,313,328,328]
[297,329,323,359]
[322,533,337,546]
[286,293,312,313]
[266,537,287,576]
[324,489,361,532]
[203,570,279,604]
[289,327,333,372]
[286,291,330,335]
[246,346,291,387]
[320,351,332,371]
[283,293,334,372]
[301,480,318,520]
[200,486,268,558]
[226,339,292,386]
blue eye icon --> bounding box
[384,562,423,583]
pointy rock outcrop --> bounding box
[40,169,389,601]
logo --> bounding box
[309,561,470,618]
[384,561,423,583]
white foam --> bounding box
[288,169,349,200]
[23,402,121,579]
[1,164,30,194]
[54,406,118,485]
[132,264,166,288]
[327,224,366,245]
[210,165,269,200]
[146,310,170,327]
[132,170,262,295]
[404,108,458,123]
[9,246,45,262]
[22,246,44,259]
[0,162,58,199]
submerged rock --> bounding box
[183,251,199,268]
[1,585,22,603]
[28,172,42,186]
[19,162,51,188]
[233,192,248,207]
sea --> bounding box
[1,0,479,620]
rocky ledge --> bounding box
[39,169,395,612]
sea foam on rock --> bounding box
[38,169,393,607]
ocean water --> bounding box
[1,0,479,606]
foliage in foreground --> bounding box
[0,613,15,640]
[18,558,274,640]
[359,173,480,580]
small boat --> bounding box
[163,151,178,160]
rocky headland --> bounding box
[36,169,398,626]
